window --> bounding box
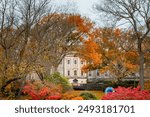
[74,60,77,64]
[81,71,84,76]
[97,71,100,76]
[74,70,77,76]
[89,71,91,76]
[105,72,108,77]
[68,70,70,76]
[67,60,70,64]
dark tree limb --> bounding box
[1,77,22,93]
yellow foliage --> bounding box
[62,91,78,100]
[71,96,84,100]
[144,80,150,90]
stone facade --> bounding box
[57,52,87,84]
[57,52,112,84]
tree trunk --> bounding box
[138,39,145,90]
[36,71,45,81]
[139,52,144,90]
[16,78,26,98]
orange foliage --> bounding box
[67,15,93,33]
[114,28,121,36]
[71,96,84,100]
[79,27,140,79]
[81,64,90,73]
[124,62,137,70]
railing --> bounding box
[88,77,150,83]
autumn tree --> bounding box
[94,0,150,89]
[30,14,94,79]
[80,27,140,80]
[0,0,50,94]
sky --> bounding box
[51,0,101,24]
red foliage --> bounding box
[38,87,49,98]
[47,95,62,100]
[22,85,40,100]
[22,81,62,100]
[102,86,150,100]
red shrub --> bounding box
[102,86,150,100]
[47,95,62,100]
[22,81,62,100]
[22,85,40,100]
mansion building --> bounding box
[57,52,112,84]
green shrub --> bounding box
[80,92,98,100]
[45,72,72,92]
[111,80,139,88]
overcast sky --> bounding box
[51,0,100,24]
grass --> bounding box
[72,90,105,99]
